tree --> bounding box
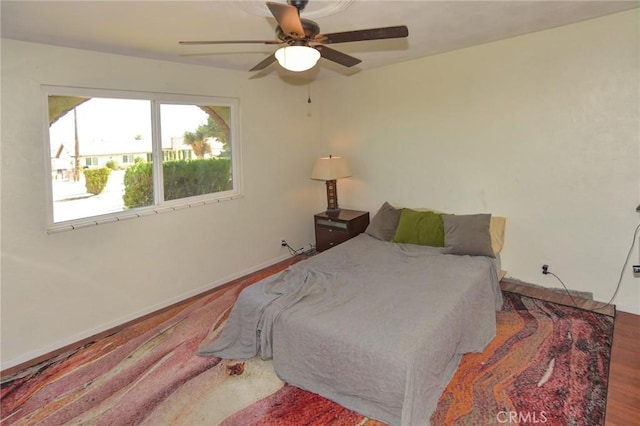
[48,95,89,126]
[183,115,231,159]
[183,127,212,159]
[202,117,228,149]
[73,107,81,181]
[199,106,231,157]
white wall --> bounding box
[317,10,640,313]
[2,9,639,369]
[0,40,325,368]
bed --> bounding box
[199,205,505,425]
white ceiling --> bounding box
[1,1,638,80]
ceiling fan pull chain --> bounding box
[308,84,312,104]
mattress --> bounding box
[199,233,502,425]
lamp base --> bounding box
[324,179,341,216]
[325,207,341,217]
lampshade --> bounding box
[311,156,351,181]
[275,45,321,72]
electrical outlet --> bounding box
[281,239,287,247]
[541,264,549,275]
[633,265,640,277]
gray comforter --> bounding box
[199,234,502,425]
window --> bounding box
[45,86,241,231]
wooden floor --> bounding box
[605,310,640,425]
[2,266,638,425]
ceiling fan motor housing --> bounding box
[288,0,309,12]
[276,19,320,43]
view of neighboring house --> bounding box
[51,135,224,180]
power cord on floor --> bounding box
[590,222,640,310]
[283,242,314,257]
[545,223,640,310]
[543,269,580,308]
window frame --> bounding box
[43,85,242,233]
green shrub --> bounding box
[83,167,111,195]
[123,160,153,208]
[122,158,231,208]
[163,158,231,200]
[105,160,119,170]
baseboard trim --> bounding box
[614,302,640,315]
[1,253,297,378]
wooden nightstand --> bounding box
[314,209,370,252]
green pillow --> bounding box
[392,209,445,247]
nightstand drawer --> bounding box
[315,218,349,230]
[314,209,369,252]
[315,227,351,251]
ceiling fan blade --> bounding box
[266,2,305,38]
[316,46,361,68]
[179,40,281,45]
[316,25,409,44]
[249,54,278,71]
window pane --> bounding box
[49,97,153,223]
[160,104,233,201]
[46,89,239,231]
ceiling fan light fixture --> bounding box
[275,45,320,72]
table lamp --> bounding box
[311,155,351,216]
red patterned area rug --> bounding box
[431,291,614,426]
[1,270,614,426]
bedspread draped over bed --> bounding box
[199,234,502,426]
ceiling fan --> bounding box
[179,0,409,72]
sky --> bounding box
[49,98,210,148]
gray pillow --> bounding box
[365,202,401,241]
[442,214,495,257]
